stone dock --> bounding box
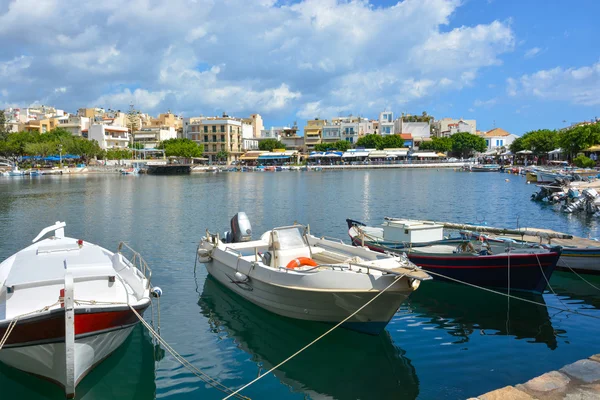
[472,355,600,399]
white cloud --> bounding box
[524,47,541,58]
[507,61,600,106]
[473,98,497,108]
[54,87,67,93]
[0,0,515,120]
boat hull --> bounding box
[350,238,559,293]
[556,248,600,274]
[0,304,149,392]
[205,260,411,335]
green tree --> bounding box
[159,138,204,158]
[105,149,133,160]
[356,134,383,150]
[558,123,600,159]
[420,137,452,152]
[509,136,526,153]
[573,155,596,168]
[24,141,58,157]
[314,140,351,152]
[215,150,229,161]
[67,137,102,162]
[451,132,487,157]
[381,134,406,149]
[259,139,286,152]
[520,129,558,155]
[0,110,8,141]
[333,140,351,152]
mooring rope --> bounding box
[221,273,406,400]
[561,261,600,292]
[128,305,250,400]
[422,269,600,320]
[0,300,61,351]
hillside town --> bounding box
[1,104,599,169]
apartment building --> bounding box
[186,116,244,163]
[303,119,326,152]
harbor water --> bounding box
[0,169,599,399]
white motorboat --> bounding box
[7,166,24,176]
[198,213,430,335]
[0,222,158,398]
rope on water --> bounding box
[128,305,250,400]
[506,249,510,334]
[422,269,600,320]
[561,261,600,292]
[221,273,406,400]
[534,253,574,313]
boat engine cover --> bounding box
[230,212,252,243]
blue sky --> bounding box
[0,0,598,135]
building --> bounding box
[322,123,342,144]
[480,128,518,152]
[303,119,326,152]
[88,125,130,150]
[186,115,244,163]
[248,114,264,138]
[144,112,182,131]
[133,127,177,149]
[394,118,431,147]
[433,118,477,137]
[59,116,91,137]
[330,116,373,144]
[259,127,284,140]
[379,111,394,135]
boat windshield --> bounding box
[272,227,307,250]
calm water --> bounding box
[0,170,599,399]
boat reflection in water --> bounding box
[549,271,600,310]
[199,276,420,400]
[407,280,560,349]
[0,325,157,399]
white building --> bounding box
[133,127,177,149]
[394,120,431,139]
[434,118,477,136]
[379,111,394,135]
[322,123,342,143]
[259,127,285,141]
[59,116,91,137]
[330,116,373,144]
[242,122,254,139]
[88,125,130,150]
[481,128,518,152]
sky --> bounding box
[0,0,599,135]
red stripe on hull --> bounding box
[0,304,149,347]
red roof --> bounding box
[400,133,412,139]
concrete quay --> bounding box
[471,355,600,399]
[318,162,469,170]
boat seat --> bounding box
[267,228,313,268]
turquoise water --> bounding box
[0,170,599,399]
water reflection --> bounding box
[0,326,157,399]
[198,276,420,400]
[407,280,559,349]
[550,271,600,310]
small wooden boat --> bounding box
[0,222,158,398]
[347,218,562,293]
[470,164,500,172]
[198,213,430,335]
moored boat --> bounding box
[7,166,25,176]
[470,164,501,172]
[198,213,430,335]
[0,222,158,398]
[347,218,562,293]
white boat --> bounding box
[0,222,158,398]
[7,166,25,176]
[198,213,430,335]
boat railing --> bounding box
[317,235,346,245]
[117,242,152,284]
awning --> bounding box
[413,152,439,158]
[324,151,342,157]
[517,150,533,154]
[548,148,563,154]
[308,152,325,158]
[386,150,408,157]
[584,145,600,152]
[342,151,369,158]
[258,155,290,159]
[240,155,260,160]
[368,151,388,158]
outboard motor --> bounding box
[227,212,252,243]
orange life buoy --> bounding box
[286,257,318,270]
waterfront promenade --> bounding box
[473,355,600,399]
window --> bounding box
[221,144,225,151]
[203,126,208,133]
[485,139,490,146]
[212,144,217,151]
[213,135,217,142]
[212,126,216,132]
[204,135,208,142]
[220,125,225,132]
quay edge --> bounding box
[471,354,600,399]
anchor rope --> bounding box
[221,273,406,400]
[0,300,61,351]
[561,261,600,292]
[128,305,250,400]
[533,253,574,312]
[422,269,600,320]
